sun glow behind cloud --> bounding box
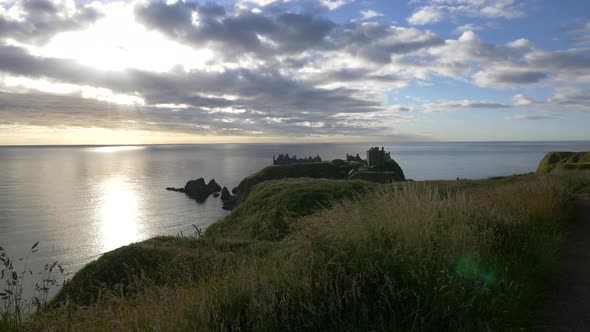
[36,2,214,72]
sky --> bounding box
[0,0,589,144]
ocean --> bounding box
[1,141,590,291]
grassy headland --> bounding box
[233,161,362,201]
[537,151,590,173]
[17,169,590,331]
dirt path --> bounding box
[536,196,590,331]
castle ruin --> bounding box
[366,147,391,169]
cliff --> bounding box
[536,151,590,173]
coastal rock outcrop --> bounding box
[220,186,230,200]
[185,178,210,201]
[167,178,223,201]
[220,186,237,210]
[208,179,222,193]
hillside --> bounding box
[19,171,590,331]
[233,161,362,200]
[537,151,590,173]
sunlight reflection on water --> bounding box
[97,176,142,253]
[90,146,145,153]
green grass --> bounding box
[536,151,590,173]
[18,172,590,331]
[207,178,375,241]
[234,161,360,200]
[350,171,404,183]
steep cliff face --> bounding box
[536,151,590,173]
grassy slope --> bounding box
[233,161,361,200]
[537,151,590,173]
[208,178,375,241]
[24,172,590,331]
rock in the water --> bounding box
[222,196,237,211]
[220,186,237,210]
[213,193,220,198]
[220,186,230,200]
[184,178,210,201]
[166,187,185,192]
[208,179,222,193]
[231,187,238,194]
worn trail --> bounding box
[536,196,590,331]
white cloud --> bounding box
[408,0,525,26]
[453,23,482,35]
[357,9,383,21]
[407,6,443,25]
[512,93,535,106]
[320,0,352,10]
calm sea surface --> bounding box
[1,141,590,294]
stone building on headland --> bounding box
[346,153,365,163]
[366,147,391,169]
[273,154,322,165]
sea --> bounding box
[1,141,590,296]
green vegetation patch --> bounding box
[350,171,404,183]
[537,151,590,173]
[234,161,360,200]
[52,236,276,306]
[208,178,375,241]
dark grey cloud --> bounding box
[328,23,444,63]
[528,50,590,70]
[134,2,440,62]
[198,2,226,16]
[549,87,590,107]
[485,71,547,84]
[0,44,386,115]
[0,90,395,137]
[0,43,400,136]
[134,1,196,33]
[0,0,101,44]
[307,68,406,86]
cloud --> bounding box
[506,114,555,120]
[474,69,548,87]
[330,24,444,63]
[408,0,525,26]
[549,87,590,107]
[512,93,535,106]
[320,0,353,10]
[407,6,444,25]
[0,43,408,137]
[134,2,444,65]
[453,23,482,35]
[0,0,101,44]
[569,22,590,45]
[422,99,511,113]
[135,2,338,57]
[355,9,383,21]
